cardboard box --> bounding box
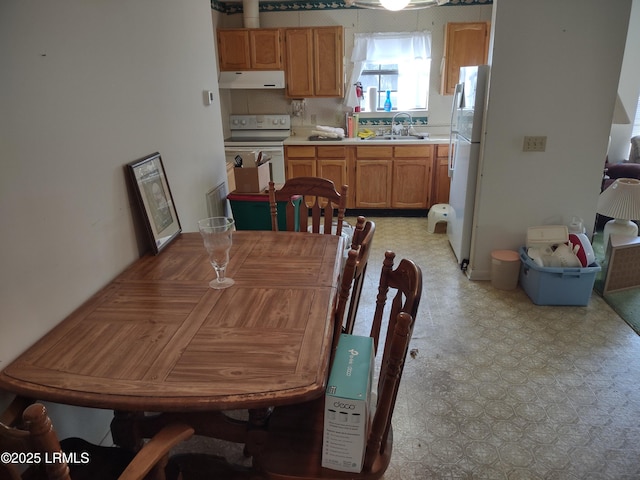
[322,334,374,473]
[233,160,270,193]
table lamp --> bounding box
[597,178,640,247]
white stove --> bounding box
[224,114,291,184]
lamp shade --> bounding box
[597,178,640,220]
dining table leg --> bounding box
[243,407,273,460]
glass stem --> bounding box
[215,266,226,283]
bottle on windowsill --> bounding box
[383,90,392,112]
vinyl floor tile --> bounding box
[174,216,640,479]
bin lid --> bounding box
[491,250,520,262]
[526,225,568,247]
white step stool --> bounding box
[427,204,451,233]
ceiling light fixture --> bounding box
[379,0,410,10]
[345,0,443,10]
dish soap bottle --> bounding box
[383,90,392,112]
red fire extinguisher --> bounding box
[354,82,363,112]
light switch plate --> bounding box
[523,136,547,152]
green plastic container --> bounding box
[227,192,300,231]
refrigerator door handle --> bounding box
[449,83,463,178]
[448,134,458,178]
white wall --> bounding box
[467,0,632,280]
[216,4,493,136]
[0,0,225,440]
[609,0,640,163]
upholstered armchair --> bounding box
[602,135,640,191]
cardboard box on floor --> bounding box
[322,334,374,473]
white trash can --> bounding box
[491,250,520,290]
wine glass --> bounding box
[198,217,235,289]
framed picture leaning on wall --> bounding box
[126,152,181,254]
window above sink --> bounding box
[346,31,432,112]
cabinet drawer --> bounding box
[286,146,316,158]
[317,146,347,158]
[356,146,393,159]
[436,144,450,158]
[394,145,432,158]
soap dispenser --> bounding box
[383,90,392,112]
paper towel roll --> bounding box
[367,86,377,112]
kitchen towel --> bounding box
[315,125,345,138]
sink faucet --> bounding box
[391,112,413,139]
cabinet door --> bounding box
[285,29,314,98]
[441,22,490,95]
[313,27,344,97]
[250,29,283,70]
[433,144,451,206]
[392,159,430,208]
[356,160,392,208]
[287,159,316,179]
[318,159,348,191]
[217,30,251,71]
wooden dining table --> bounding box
[0,230,344,453]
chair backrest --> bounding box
[363,251,422,472]
[268,177,348,235]
[344,216,376,335]
[332,245,360,356]
[0,400,72,480]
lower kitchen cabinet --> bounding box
[316,146,348,191]
[285,145,350,204]
[287,158,316,178]
[286,143,435,210]
[355,146,392,208]
[391,146,432,208]
[356,159,393,208]
[285,146,316,179]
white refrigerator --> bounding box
[447,65,490,269]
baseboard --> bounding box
[466,267,491,281]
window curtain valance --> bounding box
[345,31,432,108]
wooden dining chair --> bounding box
[0,397,194,480]
[344,216,376,336]
[268,177,347,236]
[254,251,422,480]
[332,245,360,356]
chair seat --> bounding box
[255,252,422,480]
[27,437,137,480]
[1,400,194,480]
[257,398,392,480]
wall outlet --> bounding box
[523,136,547,152]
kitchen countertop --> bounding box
[284,134,450,146]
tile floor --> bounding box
[177,216,640,479]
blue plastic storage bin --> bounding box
[519,247,601,306]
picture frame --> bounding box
[127,152,181,254]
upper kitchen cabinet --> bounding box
[440,22,490,95]
[217,28,283,71]
[284,26,344,98]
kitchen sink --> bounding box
[362,135,428,141]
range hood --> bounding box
[218,71,285,89]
